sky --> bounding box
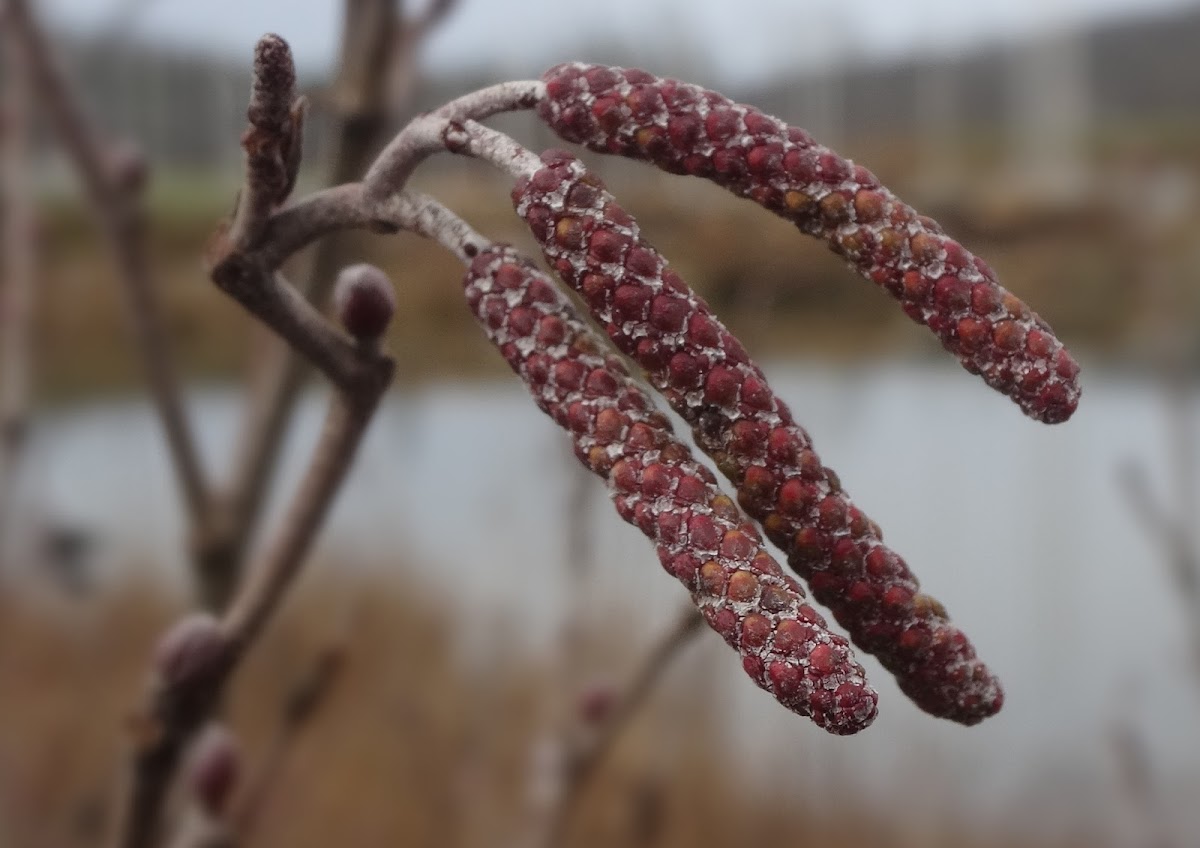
[42,0,1199,84]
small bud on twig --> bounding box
[187,724,240,818]
[577,680,617,726]
[153,614,228,689]
[333,263,396,342]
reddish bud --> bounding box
[154,614,228,688]
[334,264,396,340]
[187,724,240,816]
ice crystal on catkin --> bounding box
[536,63,1080,425]
[464,245,878,734]
[512,151,1002,724]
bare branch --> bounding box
[115,294,393,848]
[0,0,37,540]
[254,184,377,268]
[6,0,210,523]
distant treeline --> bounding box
[20,3,1200,169]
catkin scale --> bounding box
[464,245,878,735]
[513,152,1003,724]
[537,62,1081,425]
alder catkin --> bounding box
[464,245,878,734]
[536,63,1080,425]
[512,151,1002,724]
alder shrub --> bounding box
[214,41,1081,738]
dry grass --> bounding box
[0,566,1100,848]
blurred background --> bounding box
[2,0,1200,845]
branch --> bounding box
[0,0,37,541]
[114,267,394,848]
[362,81,544,201]
[209,3,471,605]
[1119,461,1200,672]
[7,0,210,524]
[1119,462,1200,602]
[206,256,384,392]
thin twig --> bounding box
[1119,463,1200,604]
[7,0,210,524]
[231,614,352,836]
[544,606,705,847]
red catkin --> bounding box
[537,63,1081,425]
[464,245,877,735]
[513,151,1003,724]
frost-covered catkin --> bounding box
[536,63,1081,425]
[464,245,878,735]
[512,151,1002,724]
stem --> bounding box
[222,379,389,650]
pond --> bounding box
[14,360,1200,843]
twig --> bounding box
[1110,718,1174,848]
[221,382,389,650]
[0,0,37,546]
[212,2,464,608]
[363,84,544,200]
[543,606,705,847]
[1119,463,1200,606]
[238,85,532,527]
[114,326,392,848]
[7,0,210,524]
[231,621,350,836]
[111,38,399,845]
[110,30,606,843]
